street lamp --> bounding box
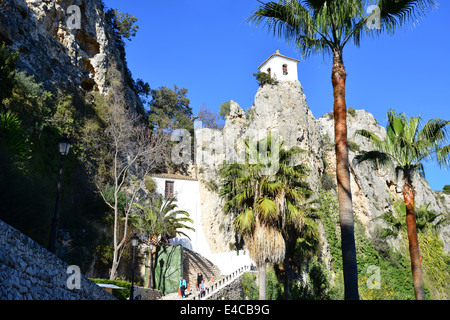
[48,135,71,254]
[130,233,139,301]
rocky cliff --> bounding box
[0,0,139,107]
[193,80,450,256]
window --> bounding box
[282,64,288,75]
[165,181,174,198]
[267,68,271,77]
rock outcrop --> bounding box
[194,80,449,256]
[0,0,139,109]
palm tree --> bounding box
[354,109,450,300]
[219,133,311,299]
[247,0,437,300]
[129,196,194,288]
[379,200,445,239]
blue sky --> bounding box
[104,0,450,191]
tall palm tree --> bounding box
[129,196,194,288]
[219,133,311,300]
[354,109,450,300]
[247,0,437,300]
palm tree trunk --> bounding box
[144,238,152,288]
[259,260,266,300]
[402,178,426,300]
[332,49,359,300]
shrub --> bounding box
[347,107,356,117]
[253,71,277,87]
[443,185,450,194]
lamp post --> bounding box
[130,233,139,301]
[48,136,71,254]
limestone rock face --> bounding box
[195,81,324,254]
[0,0,127,94]
[195,81,449,255]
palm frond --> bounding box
[376,0,437,34]
[234,207,256,234]
[355,129,384,150]
[436,144,450,168]
[353,150,391,168]
[256,196,278,221]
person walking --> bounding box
[200,280,206,298]
[196,272,203,291]
[179,276,187,298]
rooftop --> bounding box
[258,50,300,70]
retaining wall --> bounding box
[0,220,115,300]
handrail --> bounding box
[193,265,257,300]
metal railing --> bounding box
[192,265,257,300]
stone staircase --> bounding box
[182,248,222,291]
[192,265,255,300]
[160,247,257,301]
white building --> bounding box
[150,173,253,275]
[258,49,300,82]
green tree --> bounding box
[355,109,450,300]
[219,101,231,120]
[253,71,277,87]
[0,42,19,105]
[248,0,437,300]
[443,185,450,194]
[129,196,194,288]
[0,110,29,160]
[147,85,193,134]
[106,9,139,42]
[219,133,311,300]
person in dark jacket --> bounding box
[196,272,203,290]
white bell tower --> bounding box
[258,50,300,82]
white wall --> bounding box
[151,176,254,275]
[259,55,298,82]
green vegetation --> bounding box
[443,185,450,194]
[219,101,231,120]
[0,50,110,273]
[355,109,450,299]
[0,42,19,102]
[252,71,277,87]
[147,85,194,134]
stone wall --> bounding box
[0,220,115,300]
[133,286,162,300]
[205,277,245,300]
